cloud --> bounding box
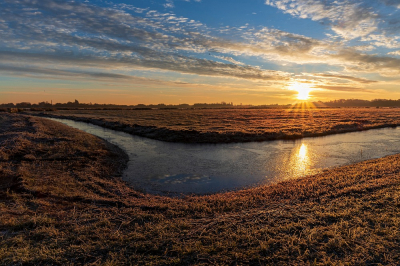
[0,49,291,83]
[0,0,293,82]
[352,45,376,52]
[212,55,245,65]
[164,0,174,8]
[265,0,378,40]
[380,0,400,8]
[333,49,400,76]
[1,0,399,91]
[309,73,378,84]
[361,34,400,49]
[317,85,372,92]
[0,63,226,90]
[0,64,142,81]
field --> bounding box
[32,107,400,143]
[2,112,400,265]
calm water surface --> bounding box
[50,118,400,195]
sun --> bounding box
[289,82,313,100]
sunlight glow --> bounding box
[289,82,313,100]
[295,143,309,175]
[298,143,307,160]
[284,142,312,180]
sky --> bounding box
[1,0,400,105]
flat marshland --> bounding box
[34,107,400,143]
[1,112,400,265]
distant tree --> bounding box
[16,102,31,108]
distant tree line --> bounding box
[0,100,234,110]
[319,99,400,108]
[2,99,400,110]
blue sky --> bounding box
[1,0,400,105]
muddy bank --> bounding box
[30,111,399,143]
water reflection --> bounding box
[280,142,317,181]
[295,143,309,174]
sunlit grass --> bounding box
[29,107,400,144]
[2,113,400,264]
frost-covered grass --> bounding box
[33,107,400,143]
[1,113,400,265]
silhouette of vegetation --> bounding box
[0,100,235,110]
[3,98,400,111]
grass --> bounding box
[30,107,400,143]
[1,113,400,265]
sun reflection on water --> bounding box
[298,143,307,159]
[296,143,309,174]
[279,143,314,180]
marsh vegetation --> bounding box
[1,113,400,264]
[33,108,400,143]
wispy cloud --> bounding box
[164,0,174,8]
[0,0,292,82]
[307,73,378,84]
[265,0,400,54]
[380,0,400,9]
[317,85,372,92]
[265,0,378,40]
[212,55,245,65]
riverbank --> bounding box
[2,113,400,265]
[29,108,400,143]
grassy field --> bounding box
[31,108,400,143]
[2,113,400,265]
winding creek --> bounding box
[50,118,400,195]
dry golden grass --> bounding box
[32,107,400,143]
[1,113,400,265]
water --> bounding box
[50,118,400,195]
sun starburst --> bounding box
[289,82,313,100]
